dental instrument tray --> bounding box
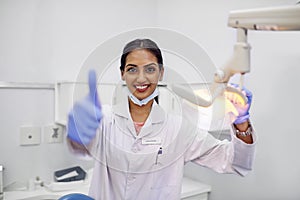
[54,166,86,182]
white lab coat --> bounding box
[69,95,256,200]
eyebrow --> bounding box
[125,62,158,68]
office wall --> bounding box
[156,0,300,199]
[0,0,156,186]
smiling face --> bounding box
[121,49,164,100]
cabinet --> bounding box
[55,82,117,125]
[181,177,211,200]
[55,82,230,132]
[54,82,178,125]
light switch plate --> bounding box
[44,124,64,143]
[20,126,41,146]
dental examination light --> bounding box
[172,3,300,107]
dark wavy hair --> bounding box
[119,39,163,72]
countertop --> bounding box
[4,176,211,200]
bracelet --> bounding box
[234,124,253,137]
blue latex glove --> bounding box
[227,83,253,124]
[67,70,102,145]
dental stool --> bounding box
[59,193,94,200]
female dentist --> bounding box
[67,39,256,200]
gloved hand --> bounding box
[226,83,253,124]
[67,70,102,145]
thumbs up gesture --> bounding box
[67,70,102,145]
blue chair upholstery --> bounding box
[59,193,94,200]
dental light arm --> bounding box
[172,4,300,107]
[172,24,251,107]
[228,5,300,31]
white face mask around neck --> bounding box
[127,87,159,106]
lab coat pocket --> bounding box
[150,185,179,200]
[151,170,177,189]
[150,163,182,200]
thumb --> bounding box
[88,69,101,108]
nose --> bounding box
[136,70,147,83]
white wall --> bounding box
[1,0,300,199]
[0,0,156,187]
[156,0,300,199]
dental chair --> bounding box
[59,193,94,200]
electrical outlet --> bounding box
[20,126,41,146]
[44,124,63,143]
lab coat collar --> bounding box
[112,93,166,138]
